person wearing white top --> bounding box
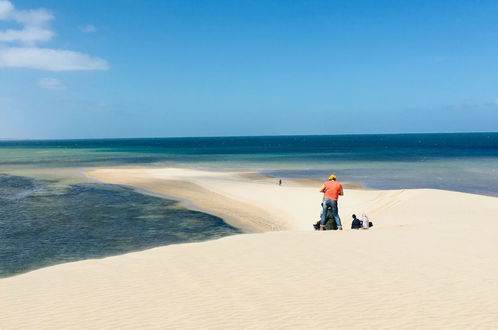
[361,212,370,229]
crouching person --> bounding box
[351,214,362,229]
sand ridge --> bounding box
[2,167,498,329]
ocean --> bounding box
[1,133,497,276]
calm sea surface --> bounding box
[1,133,497,195]
[1,133,497,276]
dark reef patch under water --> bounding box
[0,174,240,278]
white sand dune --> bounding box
[2,167,498,329]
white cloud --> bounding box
[37,77,66,91]
[0,1,108,71]
[0,47,108,71]
[0,26,53,44]
[0,0,53,45]
[81,24,97,33]
[0,0,13,19]
[11,7,53,26]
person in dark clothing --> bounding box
[351,214,362,229]
[313,203,338,230]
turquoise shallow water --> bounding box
[1,133,497,277]
[1,133,497,195]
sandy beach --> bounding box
[2,167,498,329]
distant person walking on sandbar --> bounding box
[319,174,343,230]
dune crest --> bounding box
[2,167,498,329]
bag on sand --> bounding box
[313,207,338,230]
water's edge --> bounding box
[0,173,241,278]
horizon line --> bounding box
[1,131,498,142]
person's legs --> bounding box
[320,199,332,227]
[331,200,342,229]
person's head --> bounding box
[352,214,357,219]
[328,174,337,181]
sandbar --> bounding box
[1,167,498,329]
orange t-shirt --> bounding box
[322,181,343,200]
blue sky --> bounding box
[1,0,497,139]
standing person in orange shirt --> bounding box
[319,174,344,230]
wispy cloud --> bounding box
[0,26,53,44]
[0,0,53,44]
[1,47,108,70]
[81,24,97,33]
[0,0,108,71]
[0,0,14,19]
[37,77,66,91]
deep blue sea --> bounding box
[1,133,497,195]
[1,133,497,277]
